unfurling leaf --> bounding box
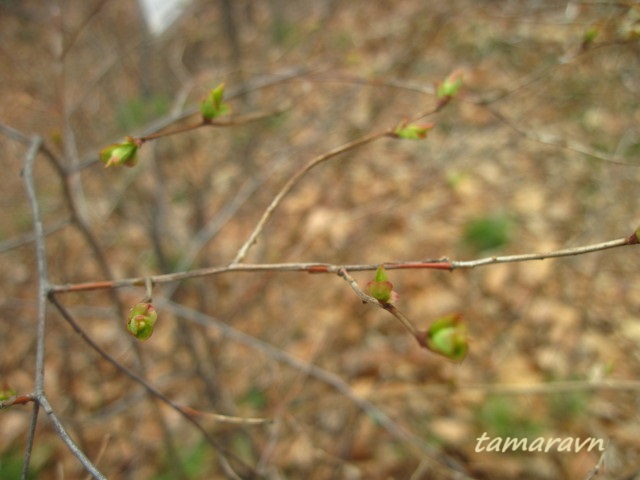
[127,302,158,341]
[0,383,16,401]
[582,26,599,46]
[200,83,230,121]
[100,136,141,168]
[426,313,468,362]
[630,224,640,244]
[393,122,435,140]
[366,265,394,303]
[437,70,464,99]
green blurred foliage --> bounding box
[476,397,545,440]
[462,214,511,253]
[116,94,170,131]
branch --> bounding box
[21,135,47,480]
[48,232,639,294]
[37,394,107,480]
[0,393,35,410]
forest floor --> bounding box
[2,1,640,479]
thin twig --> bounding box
[38,394,107,480]
[584,441,608,480]
[0,393,36,410]
[485,105,639,167]
[48,233,638,294]
[376,379,640,399]
[449,236,634,269]
[0,218,70,253]
[179,405,272,425]
[231,128,393,263]
[138,104,291,142]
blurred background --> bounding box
[2,1,640,478]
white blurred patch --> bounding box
[138,0,190,36]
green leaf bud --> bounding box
[437,70,463,99]
[426,313,468,362]
[393,122,434,140]
[100,136,140,168]
[200,83,230,121]
[0,383,16,401]
[366,265,394,303]
[127,302,158,341]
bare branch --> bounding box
[37,394,107,480]
[48,233,638,294]
[21,135,46,480]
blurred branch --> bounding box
[60,0,110,58]
[161,299,472,477]
[48,294,256,479]
[484,105,640,167]
[38,394,107,480]
[585,441,609,480]
[49,232,638,294]
[0,218,70,253]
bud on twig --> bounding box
[366,265,395,303]
[435,69,464,110]
[100,136,141,168]
[425,313,468,362]
[392,121,435,140]
[200,83,230,121]
[127,302,158,341]
[437,70,464,100]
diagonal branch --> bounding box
[160,299,472,477]
[231,128,393,263]
[48,294,256,479]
